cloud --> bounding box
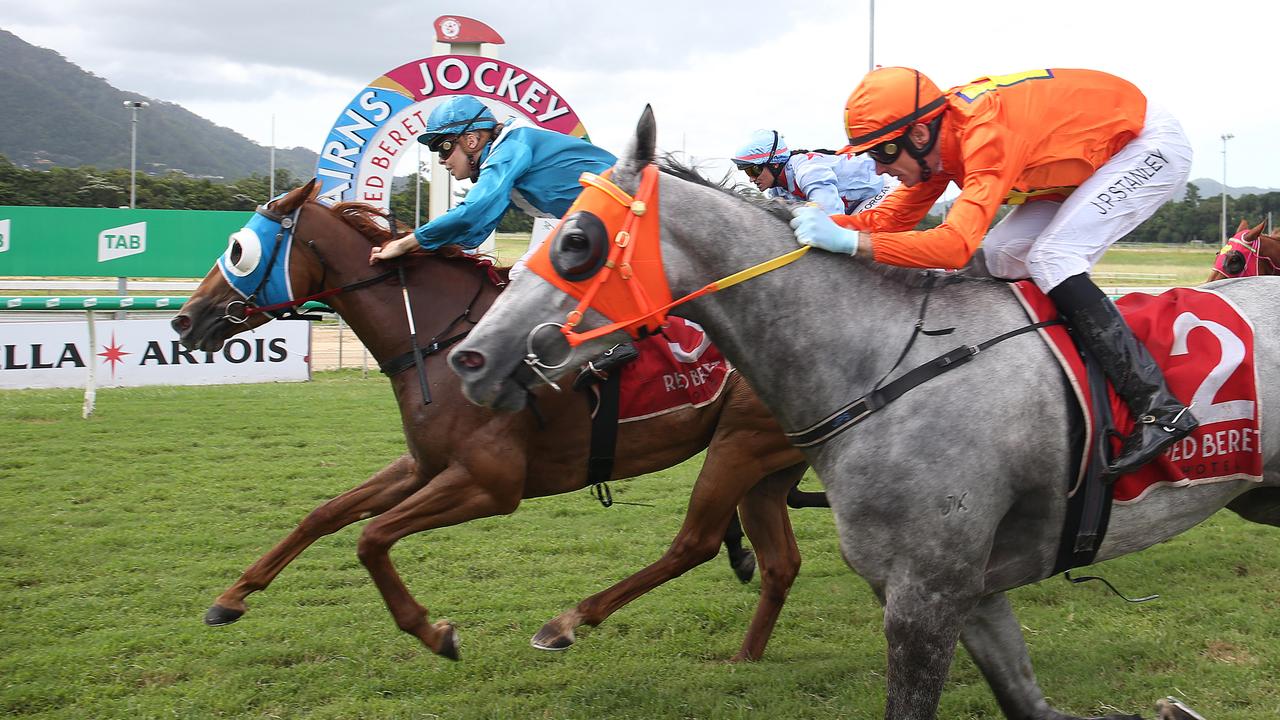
[5,0,1280,189]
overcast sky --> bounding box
[6,0,1279,190]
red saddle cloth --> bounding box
[618,317,733,422]
[1011,282,1263,503]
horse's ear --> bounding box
[274,178,318,213]
[1251,220,1266,237]
[1237,218,1250,234]
[614,105,657,186]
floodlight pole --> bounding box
[1220,132,1234,242]
[869,0,875,72]
[121,100,149,318]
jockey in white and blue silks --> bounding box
[731,129,897,215]
[369,95,615,276]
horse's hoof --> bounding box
[731,550,757,584]
[435,621,461,661]
[531,622,575,651]
[1156,697,1206,720]
[203,604,245,626]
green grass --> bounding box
[1093,244,1220,286]
[2,373,1279,718]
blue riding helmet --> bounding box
[732,129,789,168]
[419,96,498,151]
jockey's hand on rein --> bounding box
[790,205,859,255]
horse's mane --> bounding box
[654,156,976,290]
[324,201,505,275]
[656,155,795,225]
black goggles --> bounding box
[426,135,458,156]
[865,135,906,165]
[741,164,765,178]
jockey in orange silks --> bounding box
[789,67,1197,475]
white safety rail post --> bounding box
[83,309,97,418]
[337,315,345,369]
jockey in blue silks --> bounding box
[370,95,616,272]
[731,129,896,215]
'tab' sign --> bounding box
[316,55,587,210]
[98,221,146,261]
[0,207,249,277]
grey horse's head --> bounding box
[448,108,661,411]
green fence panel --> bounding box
[0,206,251,278]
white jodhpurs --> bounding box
[982,103,1192,292]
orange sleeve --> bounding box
[833,178,947,234]
[861,121,1028,269]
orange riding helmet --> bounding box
[844,67,947,150]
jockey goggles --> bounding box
[865,135,907,165]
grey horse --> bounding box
[446,107,1278,720]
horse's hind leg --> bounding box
[205,453,425,626]
[960,592,1142,720]
[531,453,772,653]
[730,463,805,662]
[722,513,757,583]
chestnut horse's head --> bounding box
[171,179,401,352]
[1210,219,1277,281]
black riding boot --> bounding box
[1048,273,1198,476]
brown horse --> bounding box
[171,180,809,661]
[1208,219,1277,281]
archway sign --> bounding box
[315,27,589,217]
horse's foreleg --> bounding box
[960,592,1142,720]
[206,454,424,626]
[356,463,519,660]
[532,464,756,652]
[730,463,805,662]
[878,575,978,720]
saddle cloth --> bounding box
[618,317,733,422]
[1010,282,1263,503]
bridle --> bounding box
[219,200,397,324]
[1214,226,1280,278]
[521,164,809,376]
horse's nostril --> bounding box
[455,350,485,370]
[171,315,191,333]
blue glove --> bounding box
[790,205,859,255]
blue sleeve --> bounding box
[414,140,534,250]
[791,157,844,215]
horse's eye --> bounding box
[224,229,263,276]
[550,212,609,281]
[1224,251,1247,276]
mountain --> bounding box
[1180,178,1278,200]
[0,29,317,180]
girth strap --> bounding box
[1053,342,1117,574]
[786,319,1062,448]
[586,370,624,503]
